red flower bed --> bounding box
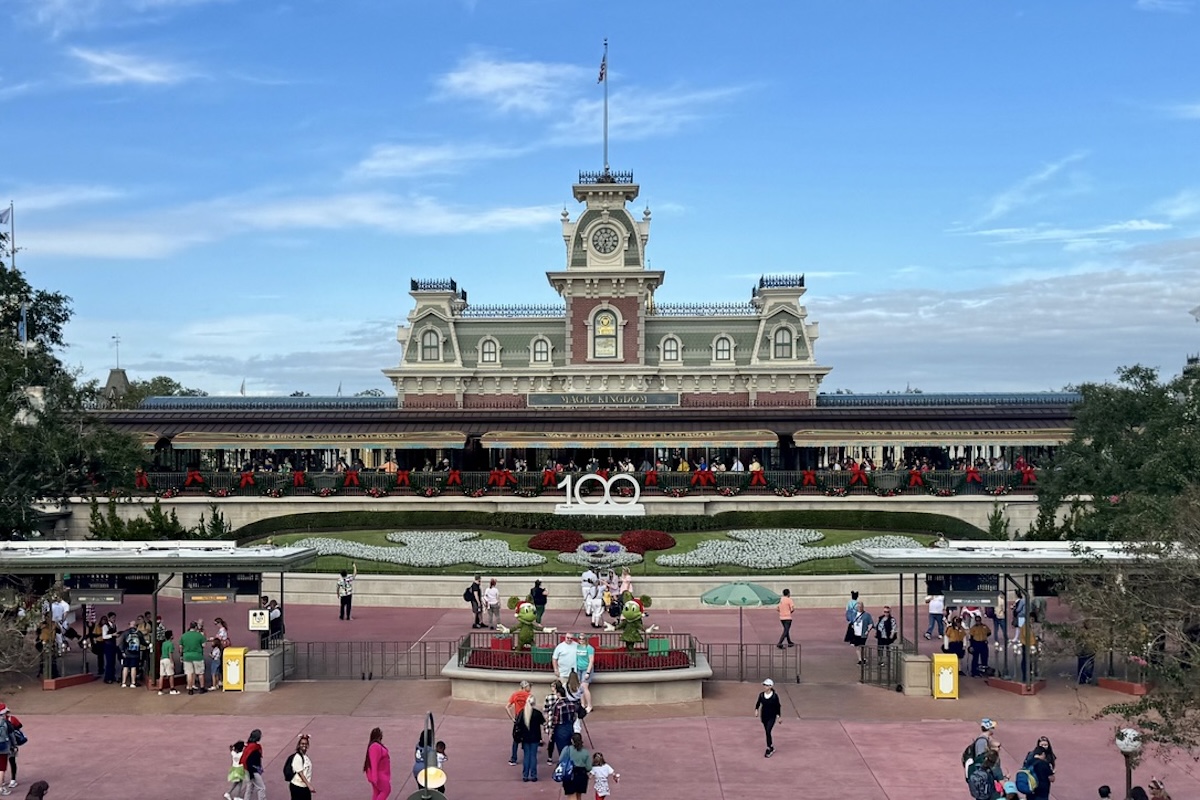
[528,529,585,552]
[619,529,676,555]
[464,648,689,672]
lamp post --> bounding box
[1115,728,1142,800]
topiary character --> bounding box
[604,595,657,651]
[497,600,555,650]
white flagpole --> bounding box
[602,39,609,173]
[6,202,12,270]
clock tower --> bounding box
[548,170,662,366]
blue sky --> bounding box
[3,0,1200,395]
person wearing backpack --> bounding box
[120,620,145,688]
[284,734,314,800]
[968,749,1005,800]
[963,718,997,779]
[466,576,484,629]
[1015,746,1053,799]
[0,704,22,796]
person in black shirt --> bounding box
[468,575,484,628]
[754,678,782,758]
[530,580,548,624]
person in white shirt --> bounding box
[287,734,315,799]
[580,569,599,603]
[590,752,619,798]
[552,633,578,682]
[336,563,357,621]
[483,579,501,629]
[731,457,745,472]
[924,592,946,639]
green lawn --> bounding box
[268,529,933,576]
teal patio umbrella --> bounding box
[700,582,781,648]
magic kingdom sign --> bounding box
[527,392,680,408]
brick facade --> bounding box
[462,393,527,409]
[569,295,643,366]
[753,391,815,408]
[401,394,458,409]
[680,392,751,408]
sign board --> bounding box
[185,591,234,604]
[184,573,260,595]
[65,574,158,594]
[248,609,270,631]
[73,590,124,605]
[927,574,1000,593]
[946,592,999,607]
[527,392,680,408]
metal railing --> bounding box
[701,642,801,683]
[113,469,1043,500]
[282,639,458,680]
[455,631,696,672]
[860,639,917,688]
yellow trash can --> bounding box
[223,647,247,692]
[932,653,959,699]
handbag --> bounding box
[12,728,27,747]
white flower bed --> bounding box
[557,540,643,568]
[655,529,922,569]
[293,531,546,568]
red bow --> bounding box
[965,466,982,485]
[801,470,817,487]
[487,469,506,487]
[690,470,715,487]
[184,469,205,487]
[849,465,869,486]
[134,471,150,490]
[1021,466,1038,486]
[596,469,609,479]
[239,471,255,489]
[292,470,306,487]
[908,470,924,487]
[750,470,768,487]
[395,469,410,487]
[447,469,462,486]
[343,469,360,487]
[542,469,556,487]
[644,470,658,487]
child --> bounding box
[210,637,224,690]
[158,631,178,695]
[225,740,246,800]
[591,752,619,799]
[434,741,448,798]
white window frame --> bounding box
[479,337,500,366]
[419,329,442,362]
[772,326,794,360]
[531,336,553,366]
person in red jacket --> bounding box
[239,729,265,800]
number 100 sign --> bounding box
[555,473,644,514]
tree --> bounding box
[0,258,144,538]
[289,390,311,397]
[355,388,386,397]
[1035,365,1200,541]
[1051,488,1200,754]
[114,375,208,409]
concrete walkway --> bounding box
[6,601,1197,800]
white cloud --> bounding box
[0,81,38,101]
[1134,0,1192,11]
[1166,103,1200,118]
[22,0,231,35]
[972,152,1088,226]
[550,85,746,144]
[968,219,1171,249]
[69,47,195,85]
[436,54,588,114]
[1152,189,1200,221]
[349,142,525,180]
[10,184,125,211]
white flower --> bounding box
[292,531,546,568]
[557,540,643,568]
[654,529,923,569]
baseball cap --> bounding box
[1003,782,1017,795]
[762,678,774,687]
[980,717,996,730]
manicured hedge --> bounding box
[527,530,585,552]
[619,530,677,554]
[234,508,985,541]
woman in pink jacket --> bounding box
[363,727,391,800]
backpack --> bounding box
[967,765,993,800]
[553,746,572,783]
[0,719,9,756]
[1014,766,1038,795]
[463,587,474,603]
[283,753,299,781]
[961,736,987,775]
[124,631,141,653]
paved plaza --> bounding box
[4,601,1198,800]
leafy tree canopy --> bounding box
[355,388,385,397]
[115,375,208,409]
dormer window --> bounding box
[662,337,680,362]
[532,338,551,364]
[714,336,732,361]
[420,330,440,361]
[773,327,793,359]
[480,338,498,364]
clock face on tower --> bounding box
[591,226,620,255]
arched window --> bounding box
[662,337,680,362]
[533,338,551,363]
[480,339,498,363]
[593,310,618,359]
[420,330,440,361]
[773,328,793,359]
[714,336,732,361]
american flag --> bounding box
[598,55,606,84]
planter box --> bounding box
[985,677,1046,696]
[1097,677,1149,696]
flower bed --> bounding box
[528,530,585,552]
[655,529,922,569]
[558,540,642,567]
[292,531,546,568]
[619,530,676,555]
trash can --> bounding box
[223,647,247,692]
[932,653,959,699]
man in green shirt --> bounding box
[178,621,207,695]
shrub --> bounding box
[527,529,585,552]
[619,529,676,554]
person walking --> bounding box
[337,563,357,621]
[531,580,548,624]
[467,575,484,629]
[875,606,897,652]
[286,734,314,800]
[516,691,545,782]
[754,678,782,758]
[484,578,501,629]
[924,590,946,639]
[560,732,592,800]
[545,680,575,766]
[225,740,246,800]
[590,752,619,800]
[179,621,207,695]
[364,728,391,800]
[847,601,874,666]
[776,588,795,649]
[240,729,266,800]
[505,680,532,766]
